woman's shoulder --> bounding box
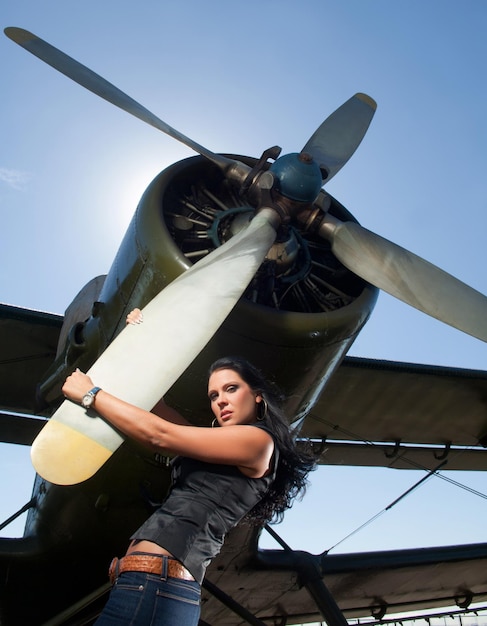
[247,421,275,437]
[247,422,279,452]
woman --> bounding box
[62,311,315,625]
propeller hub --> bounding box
[269,152,323,202]
[209,207,298,276]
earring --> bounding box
[211,418,218,428]
[257,398,268,421]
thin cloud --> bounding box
[0,167,31,190]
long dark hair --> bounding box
[208,356,316,525]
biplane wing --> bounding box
[0,303,62,417]
[200,523,487,625]
[302,356,487,471]
[3,302,487,474]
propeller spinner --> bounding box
[5,26,487,344]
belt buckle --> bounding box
[108,557,120,585]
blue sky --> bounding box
[1,0,486,602]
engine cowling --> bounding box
[39,155,378,422]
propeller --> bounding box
[7,26,484,348]
[3,26,372,418]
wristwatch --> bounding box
[81,386,102,409]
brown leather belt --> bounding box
[109,554,195,584]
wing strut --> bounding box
[264,525,349,626]
[0,497,36,533]
[202,579,268,626]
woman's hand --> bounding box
[62,369,96,404]
[126,308,143,325]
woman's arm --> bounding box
[62,370,274,478]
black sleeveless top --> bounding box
[131,423,278,583]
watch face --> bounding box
[82,393,93,408]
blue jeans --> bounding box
[95,570,201,625]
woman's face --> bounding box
[208,368,262,427]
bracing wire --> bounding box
[313,417,487,553]
[315,417,487,500]
[325,461,446,553]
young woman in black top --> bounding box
[62,311,315,625]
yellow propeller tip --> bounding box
[356,93,377,111]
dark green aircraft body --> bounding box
[1,26,487,626]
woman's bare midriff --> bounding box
[126,539,174,558]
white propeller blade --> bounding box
[319,215,487,342]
